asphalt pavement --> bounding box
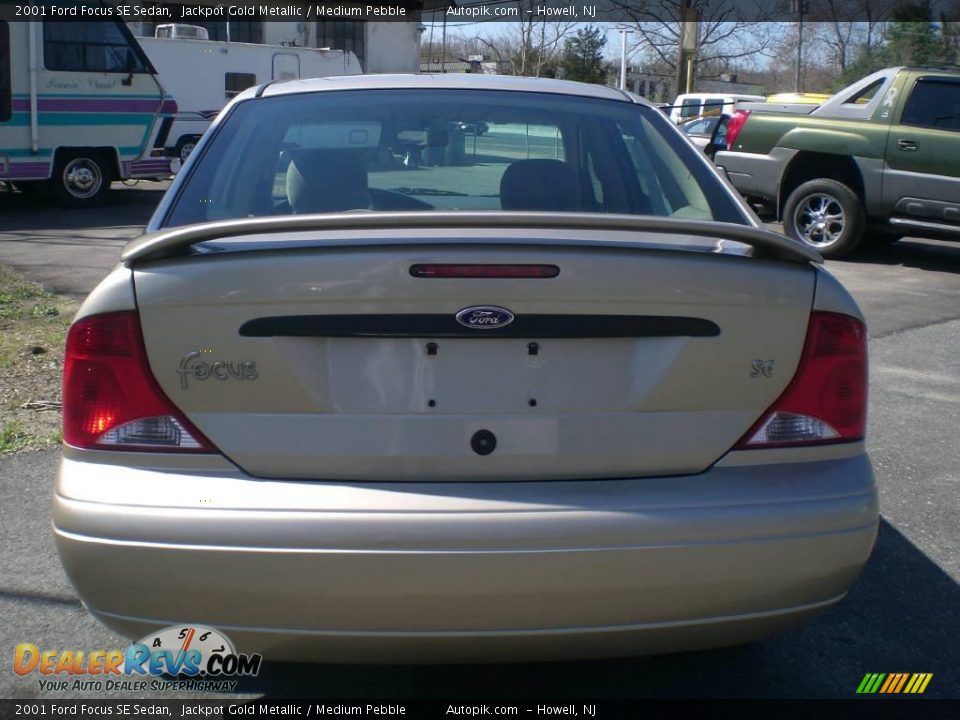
[0,183,958,700]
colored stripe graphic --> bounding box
[857,673,932,694]
[11,98,173,113]
[905,673,934,694]
[891,673,910,693]
[5,112,156,127]
[3,162,52,180]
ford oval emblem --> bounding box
[456,306,515,330]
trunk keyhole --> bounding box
[471,429,497,456]
[527,342,539,356]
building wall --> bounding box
[266,22,421,73]
[363,23,422,74]
[262,23,310,48]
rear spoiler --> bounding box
[122,212,822,265]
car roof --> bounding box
[255,73,640,104]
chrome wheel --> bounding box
[62,158,103,200]
[793,193,845,248]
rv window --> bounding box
[0,22,10,123]
[225,73,257,99]
[44,21,149,74]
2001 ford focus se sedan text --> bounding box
[53,74,877,663]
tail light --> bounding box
[735,311,867,449]
[725,110,751,149]
[63,311,215,453]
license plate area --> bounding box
[324,337,680,414]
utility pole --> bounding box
[676,0,699,98]
[441,12,447,73]
[794,0,804,92]
[619,30,631,90]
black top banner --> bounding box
[3,1,959,23]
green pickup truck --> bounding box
[715,66,960,257]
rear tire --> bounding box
[49,150,112,208]
[783,179,865,259]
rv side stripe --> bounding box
[4,147,144,157]
[12,98,173,113]
[12,93,170,99]
[5,112,157,127]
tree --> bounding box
[942,16,960,65]
[839,0,955,85]
[808,0,899,76]
[560,26,608,84]
[608,0,782,84]
[448,8,576,77]
[885,1,940,65]
[514,4,576,77]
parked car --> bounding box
[54,74,876,663]
[668,92,765,124]
[716,66,960,257]
[680,113,730,158]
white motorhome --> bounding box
[668,93,766,124]
[138,27,362,163]
[0,11,175,206]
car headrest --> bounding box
[499,159,580,212]
[286,149,369,214]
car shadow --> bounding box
[0,183,167,232]
[849,237,960,275]
[228,519,958,699]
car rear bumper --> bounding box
[53,449,877,662]
[715,148,797,204]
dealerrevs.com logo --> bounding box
[14,625,261,692]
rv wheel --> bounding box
[177,137,200,163]
[50,151,111,208]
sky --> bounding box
[421,21,635,61]
[421,20,799,69]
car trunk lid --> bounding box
[133,228,815,481]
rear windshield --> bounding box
[163,89,744,228]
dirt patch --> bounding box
[0,264,78,453]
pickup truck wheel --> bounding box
[783,179,865,258]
